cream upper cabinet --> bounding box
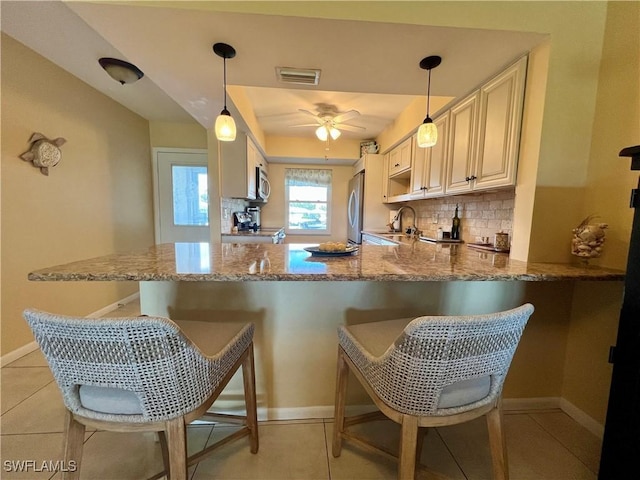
[220,134,262,200]
[473,56,527,191]
[445,91,480,194]
[382,152,390,203]
[245,137,258,200]
[410,113,449,199]
[385,136,413,202]
[388,137,412,177]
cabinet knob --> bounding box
[465,175,477,182]
[394,163,400,167]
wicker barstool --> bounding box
[333,303,534,480]
[23,309,259,480]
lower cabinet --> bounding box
[361,233,399,246]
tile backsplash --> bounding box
[221,198,248,233]
[409,188,515,242]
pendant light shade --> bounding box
[417,55,442,148]
[213,43,237,142]
[417,119,438,148]
[215,109,236,142]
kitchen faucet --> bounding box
[392,206,420,236]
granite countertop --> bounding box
[28,242,625,282]
[221,227,284,237]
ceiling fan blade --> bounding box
[298,109,323,122]
[333,110,360,124]
[289,124,321,128]
[337,124,366,132]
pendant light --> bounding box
[213,43,237,142]
[417,55,442,148]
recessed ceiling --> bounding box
[2,1,547,146]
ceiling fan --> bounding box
[291,103,365,141]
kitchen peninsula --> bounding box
[29,242,624,429]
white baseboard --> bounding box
[1,341,39,367]
[252,397,603,440]
[559,398,604,439]
[86,292,140,318]
[502,396,562,412]
[1,293,141,366]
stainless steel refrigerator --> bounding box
[347,172,365,244]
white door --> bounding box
[153,148,209,244]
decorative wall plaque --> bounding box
[20,132,66,176]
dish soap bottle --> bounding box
[451,204,460,240]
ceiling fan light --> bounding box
[215,110,236,142]
[315,126,329,142]
[417,119,438,148]
[329,127,341,140]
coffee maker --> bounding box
[246,206,261,229]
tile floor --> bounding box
[1,302,602,479]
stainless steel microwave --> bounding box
[256,167,271,202]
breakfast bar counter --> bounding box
[27,242,625,424]
[28,241,624,282]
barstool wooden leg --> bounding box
[332,347,349,457]
[62,410,85,480]
[486,403,509,480]
[398,415,419,480]
[243,342,259,454]
[165,417,187,480]
[158,431,170,476]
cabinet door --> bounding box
[474,57,526,190]
[382,152,390,203]
[410,134,427,198]
[423,113,449,198]
[388,137,412,176]
[445,91,479,194]
[246,137,257,200]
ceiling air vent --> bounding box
[276,67,321,86]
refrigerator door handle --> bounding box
[348,190,358,228]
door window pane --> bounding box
[172,165,209,226]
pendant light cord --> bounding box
[223,57,228,110]
[426,68,432,119]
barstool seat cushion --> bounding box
[79,386,142,415]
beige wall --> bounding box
[1,34,154,354]
[149,121,207,149]
[583,1,640,271]
[260,163,353,243]
[560,1,640,425]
